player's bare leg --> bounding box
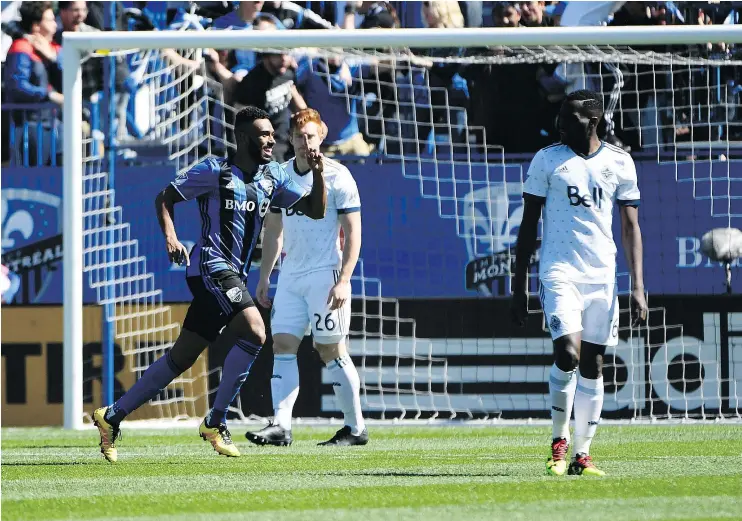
[547,333,580,476]
[245,333,300,447]
[315,341,368,446]
[200,307,266,457]
[569,341,607,476]
[94,328,209,462]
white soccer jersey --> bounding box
[523,142,640,284]
[271,157,361,277]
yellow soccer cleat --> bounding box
[546,437,569,476]
[93,407,120,463]
[568,453,606,477]
[199,419,241,457]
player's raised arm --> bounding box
[512,150,548,326]
[256,211,284,308]
[277,111,328,220]
[293,141,327,220]
[617,158,647,327]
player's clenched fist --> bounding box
[165,235,190,266]
[305,136,324,175]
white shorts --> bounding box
[270,269,350,344]
[539,279,619,347]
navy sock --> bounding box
[210,340,260,424]
[104,403,126,425]
[114,351,181,418]
[206,408,228,427]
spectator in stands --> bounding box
[83,1,126,30]
[344,1,399,29]
[5,1,63,165]
[233,19,307,162]
[423,1,464,28]
[519,1,552,27]
[296,53,373,157]
[54,2,132,100]
[420,1,469,149]
[261,1,335,29]
[211,1,269,30]
[211,2,284,76]
[461,2,558,153]
[205,12,280,103]
[491,1,521,27]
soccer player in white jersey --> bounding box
[512,90,648,477]
[246,108,368,447]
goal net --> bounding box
[63,27,742,428]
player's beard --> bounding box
[248,137,271,165]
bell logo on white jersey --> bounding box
[567,185,605,209]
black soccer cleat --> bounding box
[245,423,292,447]
[318,426,369,446]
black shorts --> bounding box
[183,270,255,342]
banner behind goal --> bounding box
[62,27,742,428]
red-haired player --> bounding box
[248,108,368,447]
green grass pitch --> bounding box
[2,424,741,521]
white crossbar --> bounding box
[62,26,742,52]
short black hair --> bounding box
[565,89,604,117]
[19,1,52,33]
[234,106,270,134]
[492,2,517,19]
[57,2,73,10]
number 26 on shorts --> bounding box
[314,313,336,331]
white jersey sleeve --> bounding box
[523,148,549,199]
[615,155,641,206]
[334,171,361,213]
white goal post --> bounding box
[62,25,741,430]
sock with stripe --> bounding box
[549,364,577,442]
[109,351,183,424]
[327,354,365,436]
[209,339,260,426]
[271,354,299,431]
[573,373,604,456]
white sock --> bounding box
[549,364,577,441]
[271,354,299,431]
[327,354,365,435]
[573,374,604,457]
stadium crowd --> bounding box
[1,1,740,166]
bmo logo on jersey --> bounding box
[567,185,606,209]
[224,199,271,217]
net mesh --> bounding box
[80,41,741,422]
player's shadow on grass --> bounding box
[2,460,191,466]
[2,461,95,466]
[334,471,512,477]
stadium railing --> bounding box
[2,99,103,167]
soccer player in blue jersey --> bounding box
[92,106,327,462]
